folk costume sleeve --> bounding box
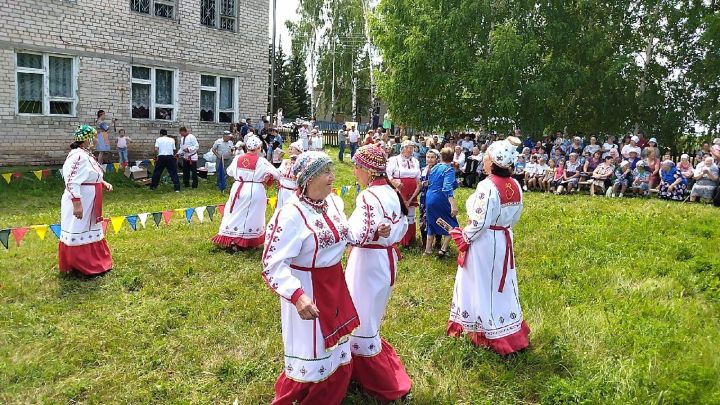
[462,182,499,243]
[62,151,90,202]
[346,192,376,246]
[262,207,305,304]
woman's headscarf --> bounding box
[73,125,97,142]
[292,151,333,190]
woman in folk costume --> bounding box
[262,152,371,405]
[274,140,304,215]
[386,139,422,247]
[345,144,412,401]
[447,137,530,356]
[212,136,281,250]
[59,125,114,276]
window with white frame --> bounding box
[201,0,237,31]
[131,66,177,120]
[16,52,77,116]
[131,0,176,19]
[200,75,237,123]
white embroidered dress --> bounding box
[213,153,280,247]
[448,176,530,355]
[386,154,421,245]
[60,148,106,246]
[274,158,297,215]
[262,194,355,383]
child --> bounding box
[534,157,549,191]
[116,129,131,168]
[541,158,556,193]
[523,155,538,191]
[612,160,631,197]
[631,161,650,196]
[513,154,526,189]
[271,141,283,168]
[552,159,566,194]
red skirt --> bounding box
[447,320,530,356]
[272,362,352,405]
[398,178,419,207]
[352,338,412,401]
[58,240,112,276]
[211,233,265,249]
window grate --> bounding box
[131,0,150,14]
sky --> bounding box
[269,0,300,54]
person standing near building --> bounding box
[212,136,281,250]
[150,129,180,192]
[212,130,235,193]
[178,126,199,189]
[59,125,113,276]
[116,129,131,168]
[337,124,347,162]
[349,125,360,158]
[241,119,250,139]
[299,121,310,151]
[94,110,111,165]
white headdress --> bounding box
[487,136,521,168]
[245,135,262,150]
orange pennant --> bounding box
[11,227,29,247]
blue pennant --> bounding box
[126,215,138,231]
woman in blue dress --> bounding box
[94,110,111,165]
[425,147,459,257]
[415,149,440,249]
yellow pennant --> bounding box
[113,163,120,172]
[33,170,43,180]
[110,216,126,234]
[268,197,277,210]
[2,173,11,184]
[174,208,185,217]
[335,188,342,196]
[34,225,49,240]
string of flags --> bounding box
[1,160,156,184]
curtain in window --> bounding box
[219,78,233,109]
[49,57,72,98]
[200,90,216,121]
[155,69,173,105]
[17,72,43,113]
[132,83,150,118]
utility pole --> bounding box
[270,0,277,119]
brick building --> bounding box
[0,0,269,166]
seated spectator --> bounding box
[551,145,566,162]
[642,137,659,159]
[678,154,694,180]
[583,151,601,179]
[611,160,632,198]
[696,142,712,162]
[658,160,688,201]
[459,133,475,153]
[690,156,719,202]
[463,147,482,188]
[590,156,615,196]
[513,154,527,189]
[524,155,538,191]
[557,153,581,194]
[452,145,466,175]
[631,161,650,196]
[645,150,661,189]
[569,137,583,155]
[521,147,531,161]
[536,147,548,162]
[541,158,557,193]
[583,135,601,156]
[551,159,566,194]
[602,135,619,159]
[627,149,641,170]
[621,136,641,159]
[532,141,543,155]
[713,138,720,162]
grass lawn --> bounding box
[1,149,720,404]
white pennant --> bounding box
[196,206,207,222]
[138,213,149,229]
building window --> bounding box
[131,0,176,19]
[15,52,77,116]
[131,66,177,120]
[201,0,237,31]
[200,75,237,123]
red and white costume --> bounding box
[345,178,412,401]
[447,175,530,355]
[386,154,421,246]
[59,148,112,275]
[212,153,280,248]
[263,193,359,405]
[274,158,297,215]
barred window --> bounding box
[131,66,177,121]
[131,0,176,19]
[201,0,237,32]
[200,75,237,123]
[15,52,77,116]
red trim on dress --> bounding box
[351,338,412,401]
[58,239,112,275]
[272,362,352,405]
[362,244,401,287]
[211,233,265,248]
[447,320,530,356]
[292,204,319,267]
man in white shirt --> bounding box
[212,130,235,192]
[299,121,310,151]
[177,126,200,189]
[348,125,360,158]
[459,133,475,153]
[150,129,180,192]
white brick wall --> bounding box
[0,0,269,165]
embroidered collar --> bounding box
[369,177,388,187]
[298,192,328,213]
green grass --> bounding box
[1,150,720,404]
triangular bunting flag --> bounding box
[138,213,149,228]
[355,184,361,194]
[0,229,9,249]
[206,205,216,221]
[341,186,347,197]
[50,224,61,239]
[126,215,138,231]
[268,197,277,211]
[113,163,120,172]
[152,212,162,227]
[102,218,110,235]
[34,225,49,240]
[33,170,43,180]
[335,188,341,196]
[11,227,29,247]
[196,206,207,222]
[42,169,49,179]
[150,159,155,166]
[174,208,185,218]
[184,208,195,224]
[162,210,173,225]
[217,204,225,218]
[12,172,22,181]
[2,173,11,184]
[111,216,125,234]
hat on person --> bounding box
[681,153,690,160]
[73,125,97,142]
[289,140,304,153]
[292,151,333,189]
[662,159,675,167]
[620,160,629,168]
[713,138,720,145]
[223,130,232,136]
[302,121,310,126]
[648,137,657,144]
[636,160,647,168]
[629,148,639,155]
[240,119,246,124]
[353,144,387,175]
[234,140,244,148]
[245,135,262,150]
[631,135,640,143]
[401,139,415,148]
[487,136,520,168]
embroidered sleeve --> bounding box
[386,157,397,180]
[262,207,305,303]
[346,193,375,246]
[462,182,499,243]
[187,135,199,154]
[63,153,88,201]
